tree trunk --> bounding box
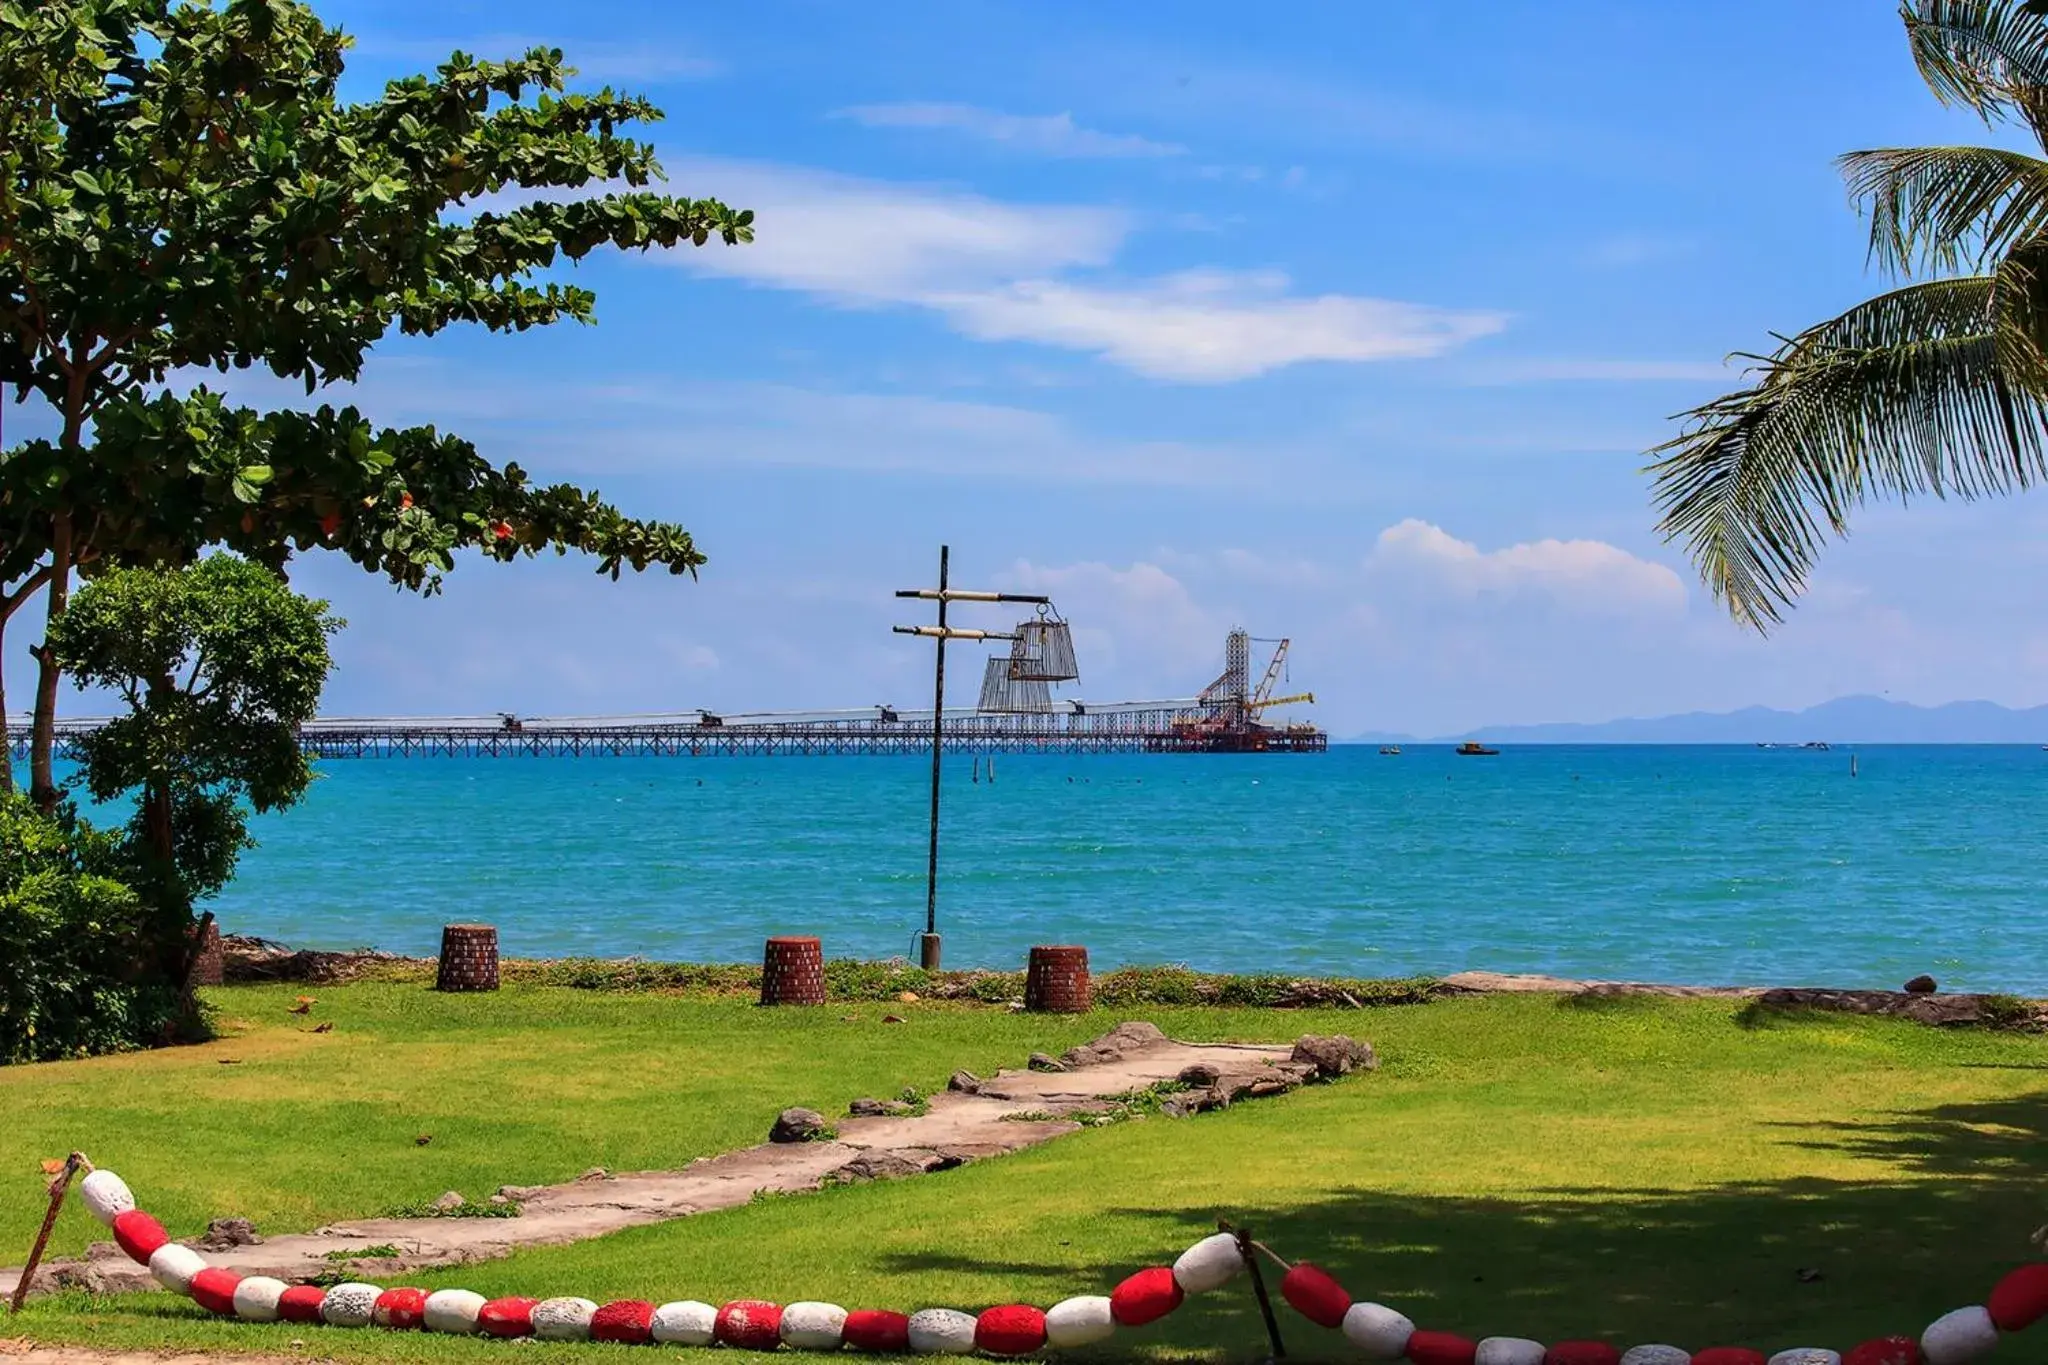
[0,607,11,797]
[28,510,72,812]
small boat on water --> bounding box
[1456,741,1499,756]
[1379,745,1402,755]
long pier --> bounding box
[7,700,1327,760]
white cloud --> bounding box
[660,158,1504,383]
[834,103,1184,158]
[935,271,1506,382]
[668,158,1126,301]
[1370,519,1687,615]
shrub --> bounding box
[0,795,191,1062]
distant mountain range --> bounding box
[1354,695,2048,745]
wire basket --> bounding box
[978,656,1053,712]
[1008,615,1079,683]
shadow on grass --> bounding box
[872,1091,2046,1359]
[1774,1089,2048,1177]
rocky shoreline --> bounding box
[217,936,2044,1028]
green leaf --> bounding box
[70,170,101,195]
[238,465,275,486]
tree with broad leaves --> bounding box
[46,555,339,1002]
[1649,0,2048,630]
[1,0,753,802]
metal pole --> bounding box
[921,546,948,970]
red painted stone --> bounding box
[1692,1350,1767,1365]
[976,1305,1049,1356]
[590,1300,656,1344]
[1844,1338,1922,1365]
[1280,1263,1352,1328]
[1110,1266,1185,1326]
[111,1210,169,1264]
[717,1299,784,1351]
[1544,1345,1623,1365]
[1407,1330,1479,1365]
[1989,1263,2048,1332]
[478,1297,540,1338]
[189,1268,242,1316]
[277,1285,327,1323]
[843,1309,913,1352]
[373,1287,428,1330]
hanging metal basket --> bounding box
[978,656,1053,713]
[1008,611,1079,683]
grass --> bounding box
[7,985,2048,1362]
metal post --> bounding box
[920,546,948,970]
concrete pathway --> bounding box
[5,1022,1360,1300]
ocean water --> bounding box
[204,745,2046,994]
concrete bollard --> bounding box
[435,923,500,992]
[1025,945,1091,1013]
[761,935,826,1006]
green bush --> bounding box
[0,795,192,1062]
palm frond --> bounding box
[1840,144,2048,276]
[1648,277,2048,629]
[1903,0,2048,142]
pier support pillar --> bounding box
[761,935,826,1006]
[436,924,500,992]
[1025,945,1091,1014]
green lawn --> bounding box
[8,985,2047,1361]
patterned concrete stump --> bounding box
[436,924,500,992]
[1025,945,1090,1014]
[189,918,224,988]
[761,936,826,1006]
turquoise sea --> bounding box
[208,745,2045,994]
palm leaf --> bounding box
[1840,144,2048,275]
[1903,0,2048,141]
[1648,276,2048,629]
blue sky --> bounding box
[15,0,2048,737]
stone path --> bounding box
[0,1343,298,1365]
[4,1023,1367,1301]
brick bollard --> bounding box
[188,918,224,988]
[760,935,826,1006]
[1025,945,1091,1014]
[435,923,501,992]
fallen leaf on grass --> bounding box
[311,1021,334,1034]
[38,1159,63,1175]
[288,997,315,1015]
[217,1058,241,1066]
[881,1014,905,1025]
[414,1134,432,1146]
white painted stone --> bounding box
[1044,1295,1116,1347]
[423,1289,488,1334]
[1921,1307,2000,1365]
[1620,1347,1692,1365]
[1767,1351,1840,1365]
[231,1276,287,1323]
[146,1244,207,1294]
[651,1300,719,1346]
[320,1282,381,1328]
[1172,1232,1246,1294]
[1341,1302,1416,1360]
[1477,1337,1549,1365]
[781,1301,849,1350]
[532,1296,599,1341]
[907,1308,979,1354]
[78,1171,134,1227]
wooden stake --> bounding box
[9,1151,89,1314]
[1222,1219,1286,1360]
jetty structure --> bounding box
[10,629,1325,760]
